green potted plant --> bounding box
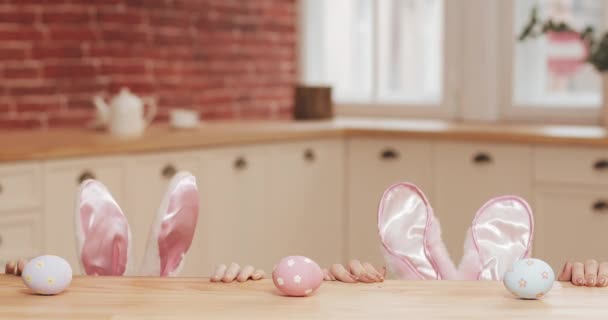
[519,6,608,125]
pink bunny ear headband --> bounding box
[378,182,533,281]
[74,171,199,277]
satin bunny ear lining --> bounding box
[466,196,534,281]
[139,172,199,277]
[377,183,444,280]
[75,173,199,278]
[75,180,132,276]
[377,182,534,281]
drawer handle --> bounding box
[593,159,608,171]
[234,157,247,170]
[77,170,96,184]
[473,152,493,165]
[303,149,315,162]
[380,148,399,160]
[161,164,177,179]
[593,200,608,212]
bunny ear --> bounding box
[140,172,199,277]
[75,180,132,276]
[378,183,457,280]
[458,196,534,280]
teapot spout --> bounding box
[93,95,110,126]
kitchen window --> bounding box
[299,0,460,119]
[501,0,608,123]
[376,0,443,104]
[300,0,608,124]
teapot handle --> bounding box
[143,97,158,127]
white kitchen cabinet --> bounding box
[125,151,201,276]
[196,146,270,274]
[18,129,608,280]
[347,138,434,267]
[535,147,608,186]
[434,142,533,262]
[43,156,127,272]
[534,186,608,271]
[267,139,345,269]
[0,213,43,267]
[0,162,43,266]
[0,162,42,213]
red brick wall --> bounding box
[0,0,296,129]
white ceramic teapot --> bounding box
[93,88,157,138]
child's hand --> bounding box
[210,263,265,282]
[558,260,608,287]
[323,260,386,283]
[4,259,27,276]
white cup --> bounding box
[170,109,199,129]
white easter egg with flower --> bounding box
[22,255,72,295]
[272,255,323,297]
[503,258,554,299]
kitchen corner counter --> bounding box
[2,118,608,162]
[0,121,344,162]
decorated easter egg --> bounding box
[272,256,323,297]
[503,258,554,300]
[22,255,72,295]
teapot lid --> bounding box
[110,87,143,109]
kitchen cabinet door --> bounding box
[434,142,533,262]
[535,146,608,186]
[196,146,270,274]
[44,156,127,272]
[0,162,43,266]
[534,187,608,271]
[267,140,345,270]
[0,213,43,268]
[0,162,42,214]
[125,152,201,276]
[347,138,434,268]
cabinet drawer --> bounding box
[347,138,434,194]
[535,147,608,186]
[534,187,608,271]
[0,214,41,260]
[0,163,42,213]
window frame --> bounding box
[298,0,607,125]
[298,0,463,120]
[497,0,605,125]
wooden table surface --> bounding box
[1,276,607,319]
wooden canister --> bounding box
[294,85,333,120]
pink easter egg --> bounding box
[272,256,323,297]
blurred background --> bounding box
[1,0,607,276]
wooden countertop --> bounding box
[2,118,608,163]
[1,276,605,319]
